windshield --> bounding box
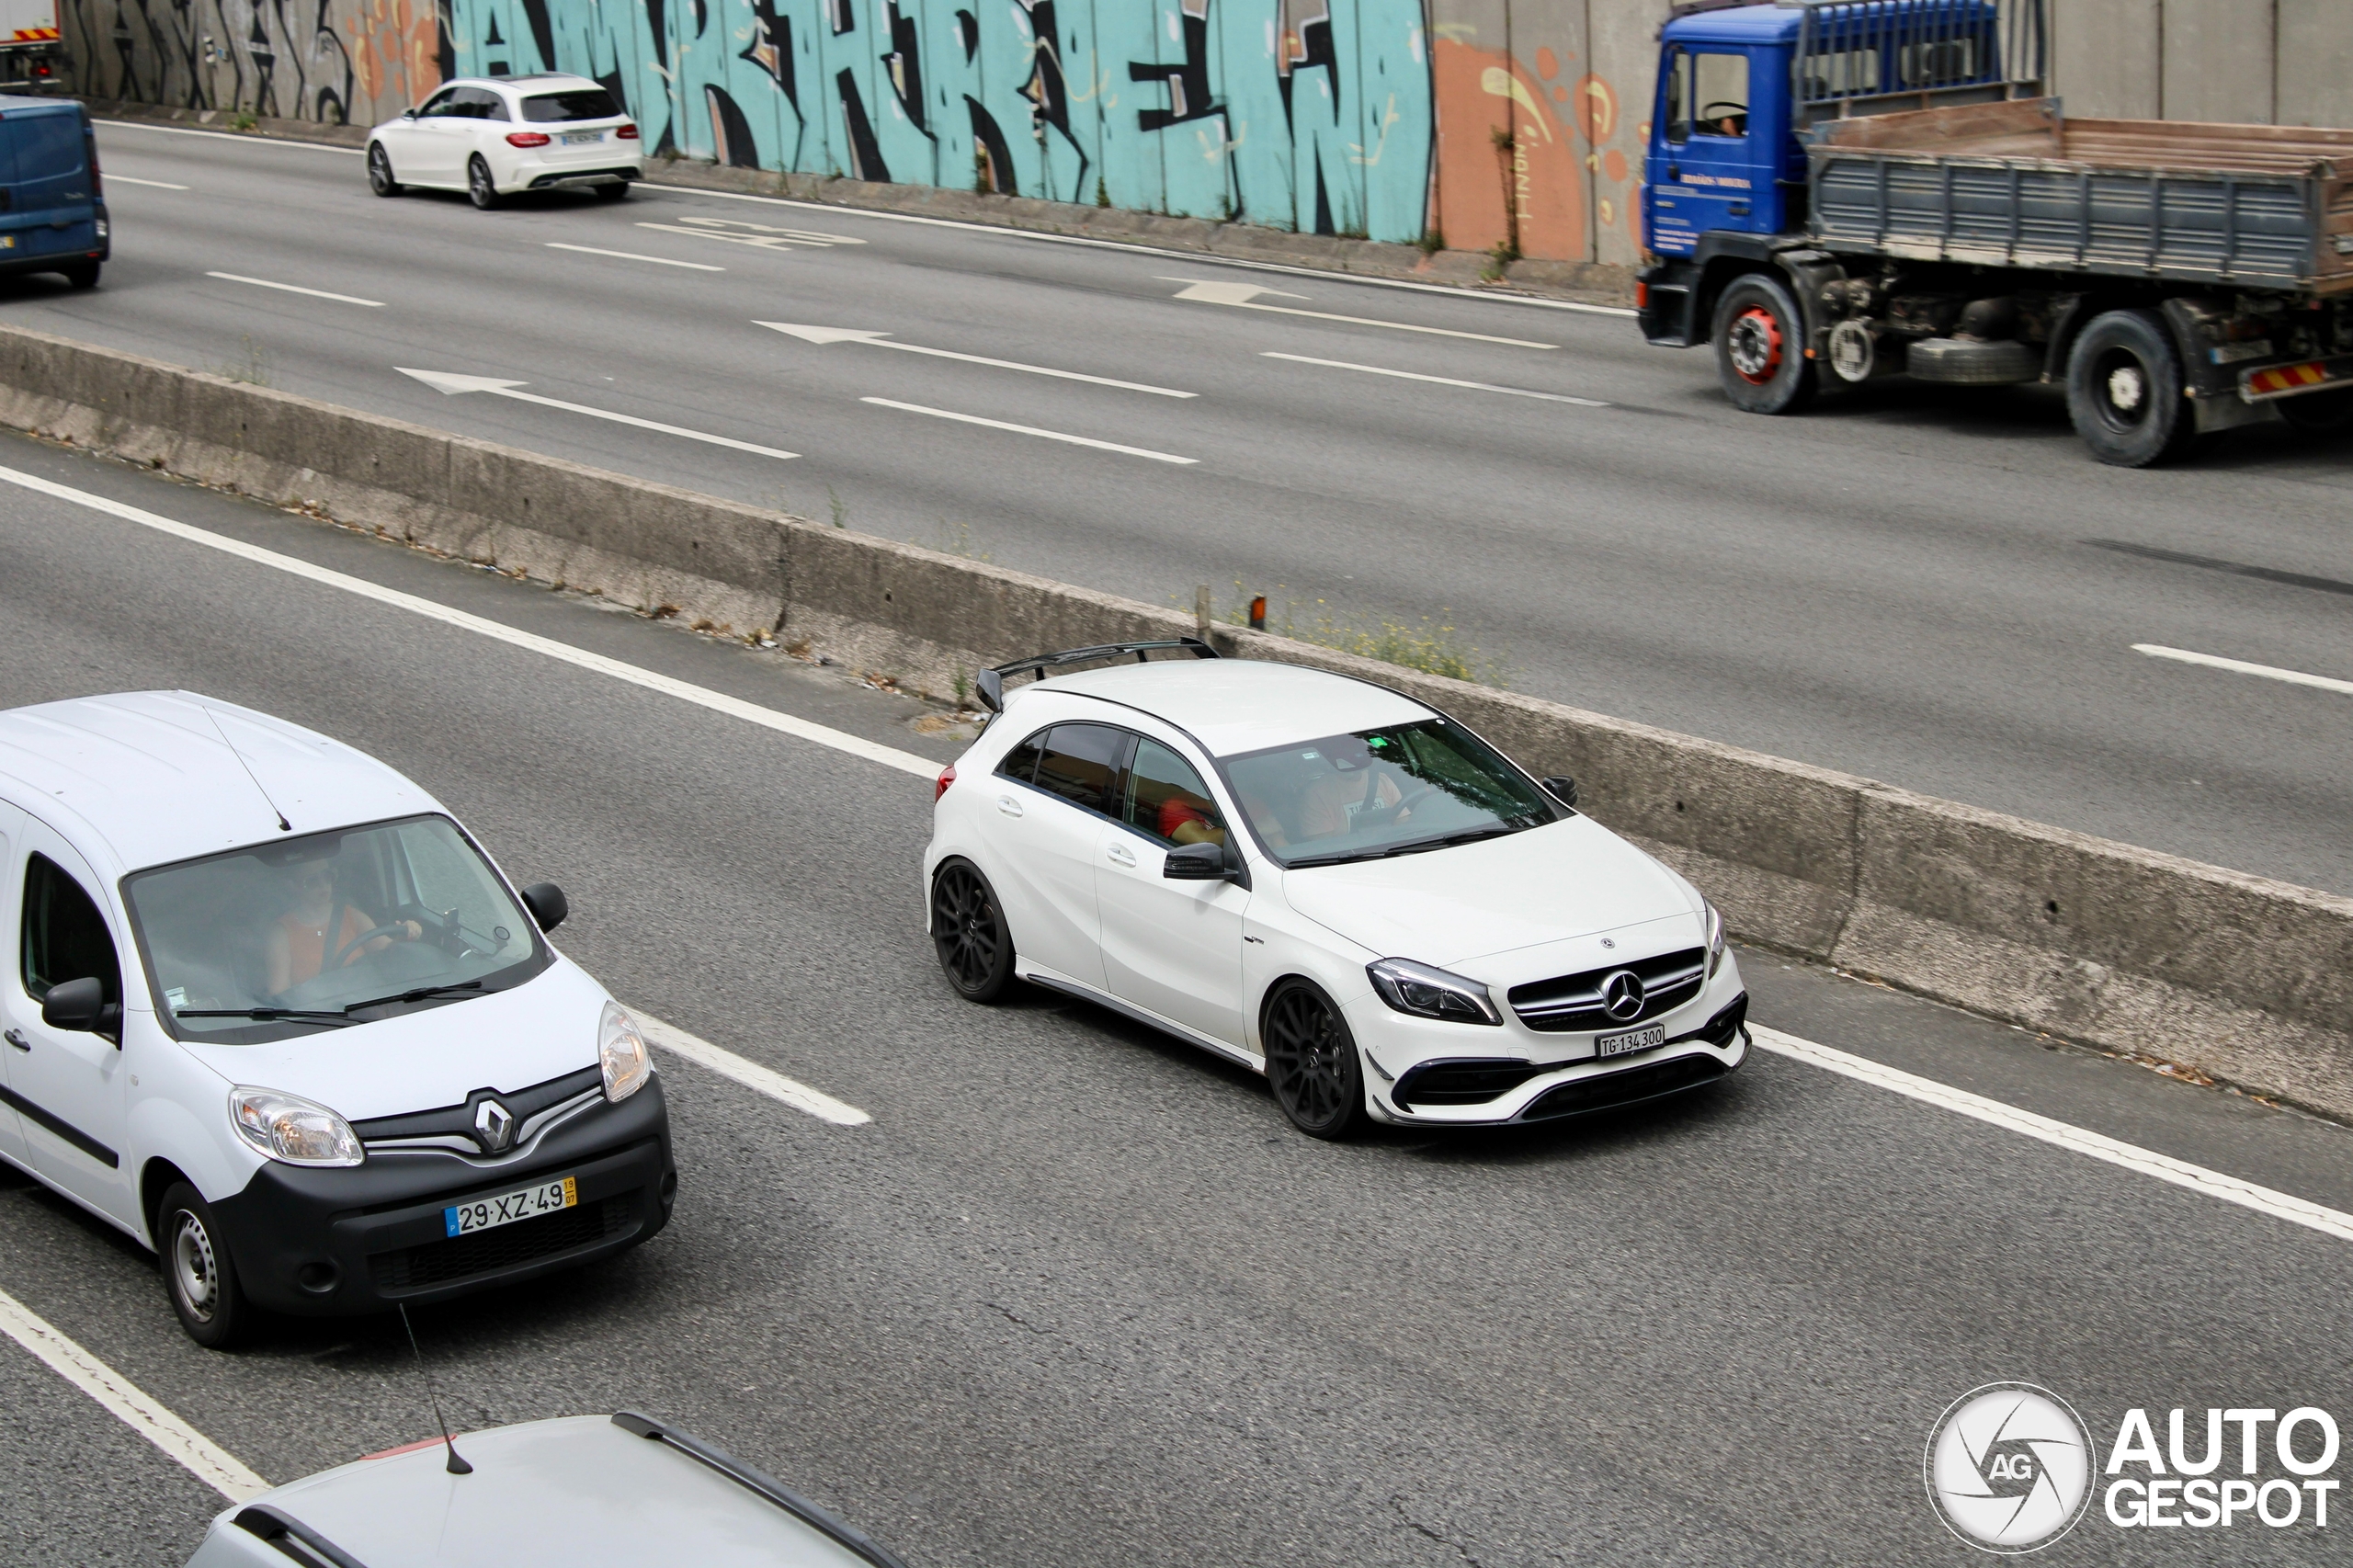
[123,815,548,1042]
[520,89,621,122]
[1222,718,1558,868]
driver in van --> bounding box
[267,859,421,994]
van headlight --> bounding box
[1367,958,1502,1025]
[1704,903,1727,977]
[599,1001,653,1102]
[230,1088,363,1166]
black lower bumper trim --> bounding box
[528,167,635,188]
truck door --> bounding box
[1646,45,1764,254]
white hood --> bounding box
[1278,816,1696,970]
[174,958,612,1122]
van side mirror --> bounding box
[520,882,568,933]
[42,975,121,1044]
[1541,775,1579,808]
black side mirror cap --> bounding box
[974,668,1004,713]
[41,975,121,1044]
[1541,775,1580,809]
[520,882,568,933]
[1163,842,1223,880]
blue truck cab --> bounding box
[0,95,106,288]
[1643,4,1810,255]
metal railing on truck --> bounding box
[1784,0,2047,124]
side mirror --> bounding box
[1162,841,1223,880]
[1541,775,1580,808]
[520,882,569,933]
[41,975,121,1044]
[973,668,1004,713]
[402,108,417,119]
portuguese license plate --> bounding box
[445,1176,575,1237]
[1595,1023,1666,1059]
[561,131,603,144]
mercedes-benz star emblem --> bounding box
[473,1097,517,1153]
[1600,970,1646,1022]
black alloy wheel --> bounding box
[467,154,501,210]
[931,859,1016,1002]
[1711,272,1817,415]
[156,1182,251,1349]
[2066,308,2197,467]
[368,142,402,197]
[595,180,631,201]
[1263,980,1370,1140]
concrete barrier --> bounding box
[0,323,2346,1119]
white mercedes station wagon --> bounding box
[0,692,672,1347]
[367,73,643,209]
[924,642,1749,1138]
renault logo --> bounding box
[473,1097,517,1153]
[1600,970,1647,1022]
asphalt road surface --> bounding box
[0,436,2347,1566]
[0,120,2347,898]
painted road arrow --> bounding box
[756,323,1197,398]
[394,369,799,460]
[1161,278,1556,350]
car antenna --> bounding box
[398,1302,473,1474]
[199,705,292,832]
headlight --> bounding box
[599,1001,653,1102]
[1367,958,1501,1025]
[229,1088,362,1166]
[1704,902,1727,977]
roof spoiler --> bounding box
[974,637,1219,713]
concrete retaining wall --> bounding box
[1,323,2347,1119]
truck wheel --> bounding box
[1712,274,1816,415]
[2278,388,2353,436]
[2066,309,2197,467]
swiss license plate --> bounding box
[561,131,603,145]
[445,1176,575,1237]
[1595,1023,1666,1059]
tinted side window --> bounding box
[996,728,1048,784]
[419,88,460,117]
[22,854,120,1005]
[1032,724,1130,814]
[1124,739,1228,847]
[456,86,511,120]
[521,90,623,122]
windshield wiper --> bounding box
[1290,825,1524,868]
[176,1008,355,1028]
[338,980,487,1016]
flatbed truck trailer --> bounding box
[1634,0,2353,465]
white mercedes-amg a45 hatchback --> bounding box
[923,642,1749,1138]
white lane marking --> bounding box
[95,119,366,155]
[0,463,940,780]
[2132,642,2353,698]
[546,242,724,272]
[1754,1026,2353,1244]
[1164,278,1556,349]
[394,367,798,460]
[861,396,1198,464]
[1264,351,1609,406]
[205,271,384,307]
[760,321,1197,398]
[641,182,1636,316]
[638,1014,870,1125]
[0,1284,268,1501]
[106,175,190,190]
[638,216,865,249]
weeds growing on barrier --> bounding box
[1201,581,1508,687]
[209,335,272,387]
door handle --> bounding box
[5,1028,28,1051]
[1106,843,1137,869]
[996,796,1024,818]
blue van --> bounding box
[0,96,105,288]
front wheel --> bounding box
[2066,308,2197,467]
[1711,272,1816,415]
[931,859,1016,1002]
[156,1183,251,1349]
[367,142,402,197]
[1262,980,1370,1140]
[467,155,502,210]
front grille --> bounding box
[1519,1053,1729,1121]
[369,1195,636,1292]
[1507,947,1707,1033]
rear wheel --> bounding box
[931,859,1016,1002]
[367,142,402,197]
[2278,387,2353,435]
[156,1183,250,1349]
[2066,309,2197,466]
[1711,272,1816,415]
[594,180,631,201]
[61,261,98,290]
[1262,980,1370,1141]
[467,154,501,210]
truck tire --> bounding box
[2278,388,2353,436]
[2066,309,2197,467]
[1712,273,1816,415]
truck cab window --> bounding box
[1691,52,1749,138]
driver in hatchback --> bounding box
[267,858,420,993]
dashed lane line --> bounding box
[861,397,1199,464]
[1263,351,1609,406]
[107,175,190,190]
[545,242,725,271]
[641,1013,871,1125]
[2132,643,2353,698]
[205,271,384,307]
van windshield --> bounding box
[1222,719,1558,868]
[123,815,548,1043]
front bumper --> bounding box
[210,1076,674,1315]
